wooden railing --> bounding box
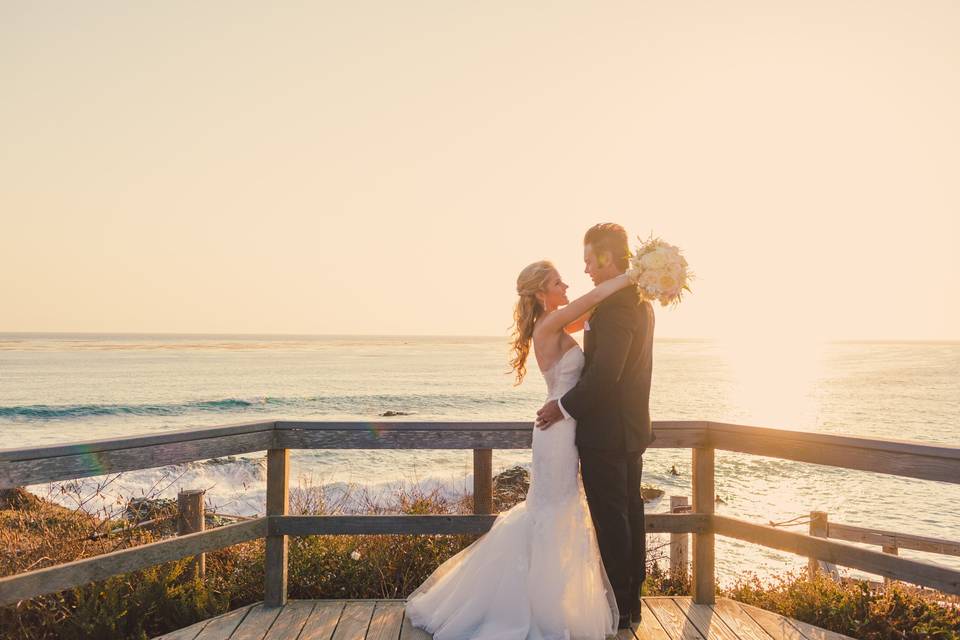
[0,420,958,608]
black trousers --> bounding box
[579,447,645,615]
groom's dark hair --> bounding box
[584,223,630,271]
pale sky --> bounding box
[2,2,958,340]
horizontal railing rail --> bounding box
[0,420,958,608]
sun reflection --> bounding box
[714,330,827,429]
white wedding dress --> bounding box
[406,345,618,640]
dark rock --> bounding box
[492,466,530,511]
[641,484,664,503]
[125,497,177,522]
[380,410,413,417]
[0,487,41,510]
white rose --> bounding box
[350,550,361,561]
[641,252,667,270]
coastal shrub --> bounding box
[726,571,960,640]
[4,481,960,640]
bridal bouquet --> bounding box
[627,235,692,306]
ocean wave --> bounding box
[0,393,526,421]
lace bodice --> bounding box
[544,345,585,400]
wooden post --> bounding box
[670,496,690,577]
[177,489,205,579]
[808,511,828,578]
[265,449,289,606]
[473,449,493,515]
[882,544,899,585]
[692,448,715,604]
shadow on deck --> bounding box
[152,597,854,640]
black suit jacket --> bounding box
[561,286,655,452]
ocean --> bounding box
[1,333,958,585]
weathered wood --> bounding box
[367,602,405,640]
[268,513,709,537]
[332,602,376,640]
[273,421,708,450]
[153,618,211,640]
[0,420,276,462]
[882,544,899,586]
[194,604,254,640]
[299,601,346,640]
[0,518,266,606]
[707,422,960,485]
[265,448,290,607]
[178,489,206,579]
[231,603,282,640]
[828,522,960,557]
[673,598,739,640]
[635,600,672,640]
[713,515,960,596]
[809,511,828,579]
[737,602,808,640]
[399,608,432,640]
[711,599,773,640]
[263,600,317,639]
[786,616,856,640]
[473,449,493,515]
[692,448,715,605]
[0,430,275,489]
[670,496,690,576]
[644,597,706,639]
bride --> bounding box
[405,261,633,640]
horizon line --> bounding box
[1,330,958,345]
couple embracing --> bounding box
[407,223,656,639]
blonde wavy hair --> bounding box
[509,260,556,385]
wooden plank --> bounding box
[331,602,375,640]
[0,420,276,461]
[265,449,289,607]
[399,608,432,640]
[713,515,960,596]
[692,448,715,605]
[273,421,708,450]
[707,422,960,485]
[231,603,282,640]
[644,598,705,640]
[473,449,493,515]
[299,601,346,640]
[269,513,708,537]
[786,618,855,640]
[828,522,960,557]
[153,618,211,640]
[263,601,317,640]
[634,600,671,640]
[194,604,254,640]
[0,518,267,606]
[711,599,773,640]
[737,603,808,640]
[673,599,739,640]
[367,602,405,640]
[0,430,275,488]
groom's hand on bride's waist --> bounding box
[535,400,563,429]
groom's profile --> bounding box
[535,222,655,629]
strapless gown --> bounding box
[405,346,618,640]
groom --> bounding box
[535,222,655,629]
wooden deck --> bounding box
[152,598,854,640]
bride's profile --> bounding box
[405,260,633,640]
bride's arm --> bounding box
[537,274,632,336]
[564,310,593,334]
